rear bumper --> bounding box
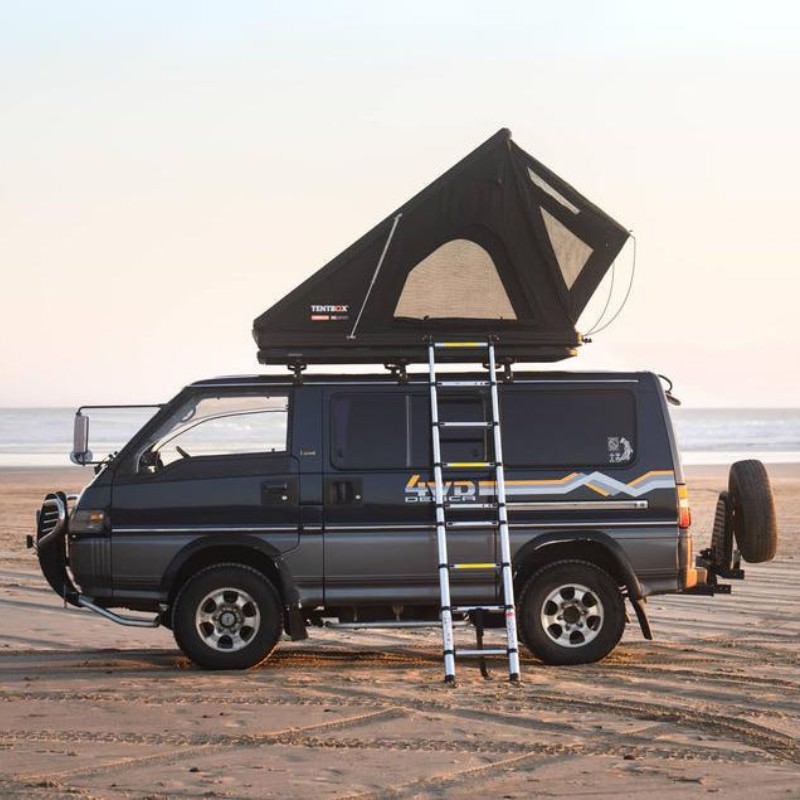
[682,565,706,590]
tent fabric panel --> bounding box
[393,238,517,320]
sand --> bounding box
[0,465,798,799]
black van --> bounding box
[31,368,778,671]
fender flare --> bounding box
[514,529,652,640]
[159,534,306,638]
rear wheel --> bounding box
[518,560,626,665]
[728,460,778,563]
[172,563,283,669]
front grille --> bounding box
[39,503,61,536]
[36,493,67,548]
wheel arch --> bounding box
[160,535,306,639]
[513,530,651,640]
[514,530,644,601]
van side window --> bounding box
[501,389,636,468]
[138,393,289,470]
[331,394,413,469]
[331,392,487,469]
[436,397,488,463]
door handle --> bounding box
[326,479,362,504]
[262,481,290,503]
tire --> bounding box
[518,560,626,665]
[710,490,734,569]
[728,460,778,563]
[172,563,283,670]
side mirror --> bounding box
[70,413,93,465]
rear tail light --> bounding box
[677,484,692,529]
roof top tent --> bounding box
[253,128,629,369]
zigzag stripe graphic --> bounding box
[489,471,675,498]
[405,471,675,500]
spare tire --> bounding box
[728,460,778,563]
[710,490,734,569]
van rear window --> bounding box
[501,389,636,468]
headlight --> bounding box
[70,509,107,534]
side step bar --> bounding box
[76,596,161,628]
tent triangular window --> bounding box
[528,167,580,214]
[540,208,593,290]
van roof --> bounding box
[188,371,656,389]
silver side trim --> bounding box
[510,521,676,529]
[324,520,677,531]
[324,523,432,531]
[508,500,648,511]
[113,526,299,534]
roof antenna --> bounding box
[584,232,637,338]
[347,212,403,340]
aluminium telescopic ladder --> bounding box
[428,340,521,684]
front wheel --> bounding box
[518,560,626,665]
[172,563,283,669]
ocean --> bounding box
[1,406,799,468]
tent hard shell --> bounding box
[253,128,629,367]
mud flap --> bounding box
[630,597,653,640]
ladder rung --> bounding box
[437,421,493,428]
[446,521,498,529]
[433,342,488,349]
[450,562,500,570]
[444,503,497,511]
[452,605,505,612]
[436,380,490,387]
[457,648,508,657]
[444,461,495,468]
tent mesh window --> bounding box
[393,239,517,320]
[540,208,594,290]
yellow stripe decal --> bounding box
[628,469,674,486]
[479,473,580,488]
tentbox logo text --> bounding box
[309,304,350,321]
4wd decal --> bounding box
[404,470,674,503]
[309,304,350,321]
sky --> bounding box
[1,1,799,408]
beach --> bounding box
[0,465,798,798]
